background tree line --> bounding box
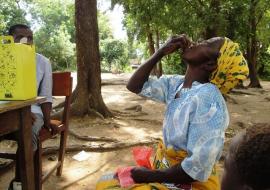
[1,0,270,87]
[0,0,129,73]
[1,0,270,117]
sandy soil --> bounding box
[0,73,270,190]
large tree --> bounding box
[72,0,112,117]
[246,0,270,88]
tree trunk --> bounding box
[247,0,262,88]
[226,4,241,40]
[205,0,220,39]
[155,29,162,78]
[146,24,155,56]
[73,0,112,117]
[146,23,157,76]
[226,13,236,39]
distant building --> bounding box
[129,59,141,69]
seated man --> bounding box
[7,24,52,190]
[221,123,270,190]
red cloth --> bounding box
[117,166,135,188]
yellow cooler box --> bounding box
[0,36,37,100]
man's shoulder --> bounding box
[36,53,50,64]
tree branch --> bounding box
[42,139,159,155]
[68,129,119,142]
[255,4,270,26]
[254,0,260,7]
[15,0,21,9]
[197,0,205,7]
[186,0,204,17]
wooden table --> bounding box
[0,97,45,190]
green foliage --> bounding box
[0,0,131,73]
[35,24,76,71]
[162,53,186,75]
[98,10,130,73]
[2,0,270,77]
[100,39,128,72]
[255,4,270,81]
[29,0,73,30]
[28,0,76,71]
[258,47,270,80]
[113,0,270,78]
[0,0,29,34]
[98,12,113,40]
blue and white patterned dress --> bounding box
[139,75,229,182]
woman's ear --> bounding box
[201,61,218,72]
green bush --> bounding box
[258,47,270,80]
[162,52,186,75]
[100,39,129,73]
[35,25,76,71]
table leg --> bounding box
[18,107,35,190]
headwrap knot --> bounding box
[210,37,249,95]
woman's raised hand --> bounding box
[158,34,191,56]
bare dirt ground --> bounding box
[1,73,270,190]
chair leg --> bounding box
[34,141,42,190]
[56,130,68,176]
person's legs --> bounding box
[9,113,44,189]
[31,113,44,151]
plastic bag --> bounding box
[117,146,153,188]
[132,146,153,169]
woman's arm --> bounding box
[131,164,195,184]
[126,50,163,94]
[126,35,191,94]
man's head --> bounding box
[8,24,33,45]
[221,123,270,190]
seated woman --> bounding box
[221,123,270,190]
[96,35,249,190]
